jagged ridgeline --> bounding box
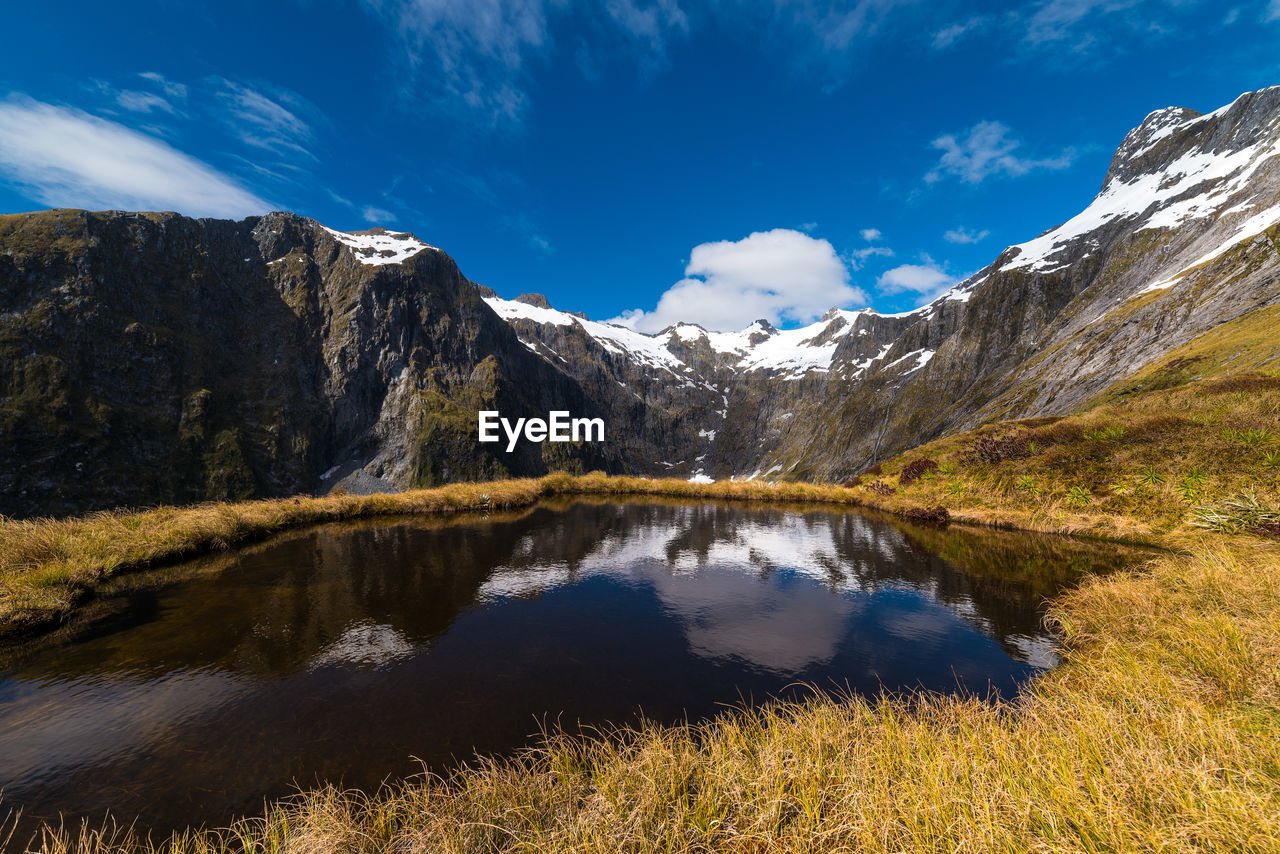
[3,86,1280,517]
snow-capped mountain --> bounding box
[2,87,1279,514]
[480,85,1280,482]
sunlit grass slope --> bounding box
[5,374,1280,853]
[846,374,1280,544]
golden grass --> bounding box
[6,375,1280,852]
[846,374,1280,545]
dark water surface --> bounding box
[0,499,1143,842]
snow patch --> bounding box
[1000,101,1280,274]
[322,226,434,266]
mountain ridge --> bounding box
[2,86,1279,515]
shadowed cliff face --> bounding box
[0,211,621,517]
[3,88,1280,515]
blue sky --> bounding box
[1,0,1278,329]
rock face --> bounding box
[2,87,1279,516]
[0,212,620,516]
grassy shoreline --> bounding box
[0,473,944,640]
[5,377,1280,852]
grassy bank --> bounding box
[841,374,1280,544]
[6,376,1280,852]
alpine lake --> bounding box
[0,497,1149,844]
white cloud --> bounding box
[763,0,915,54]
[925,120,1075,184]
[611,228,867,332]
[114,90,176,114]
[944,226,991,244]
[1266,0,1280,21]
[0,97,271,218]
[876,261,958,305]
[605,0,690,70]
[1022,0,1140,44]
[138,72,188,100]
[849,245,894,269]
[859,227,882,241]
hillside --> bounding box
[0,211,621,516]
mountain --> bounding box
[0,211,621,516]
[484,85,1280,481]
[2,86,1279,516]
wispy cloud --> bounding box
[1266,0,1280,21]
[1021,0,1139,44]
[604,0,690,72]
[767,0,914,53]
[849,245,894,269]
[925,120,1075,184]
[707,0,916,88]
[114,89,177,114]
[928,1,1207,60]
[611,228,867,332]
[88,72,188,118]
[361,205,396,223]
[0,96,271,218]
[216,79,317,160]
[139,72,188,100]
[504,211,555,256]
[364,0,691,126]
[931,15,988,48]
[944,226,990,244]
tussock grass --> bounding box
[853,374,1280,544]
[6,375,1280,852]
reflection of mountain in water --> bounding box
[0,500,1140,845]
[475,502,1096,671]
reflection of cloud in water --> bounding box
[641,563,858,673]
[478,510,891,674]
[308,620,416,670]
[1007,633,1059,669]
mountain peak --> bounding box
[515,293,553,309]
[1002,85,1280,276]
[318,223,435,266]
[1111,105,1203,171]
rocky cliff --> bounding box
[0,211,620,516]
[3,87,1279,516]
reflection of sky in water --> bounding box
[0,666,247,789]
[477,511,1002,674]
